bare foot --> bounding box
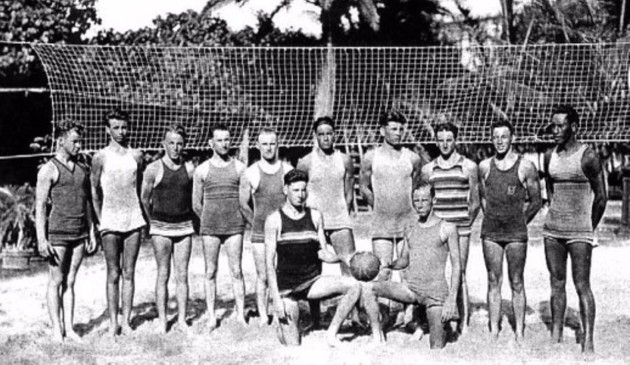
[230,311,248,326]
[206,316,218,332]
[371,330,385,345]
[65,330,84,343]
[52,330,64,343]
[326,333,344,348]
[408,328,424,342]
[258,315,269,326]
[120,323,134,336]
[108,325,120,337]
[173,321,192,335]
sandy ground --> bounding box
[1,202,630,364]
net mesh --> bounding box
[31,43,630,151]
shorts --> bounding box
[201,233,243,242]
[544,236,597,247]
[100,227,142,239]
[279,275,320,301]
[150,219,194,238]
[50,237,86,248]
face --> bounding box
[314,124,334,151]
[106,118,129,144]
[284,181,308,208]
[381,121,404,147]
[60,130,82,157]
[436,130,456,157]
[163,131,185,161]
[551,113,574,145]
[258,132,278,161]
[492,126,512,155]
[412,187,434,218]
[210,129,231,157]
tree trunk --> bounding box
[500,0,514,43]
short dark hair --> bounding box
[312,116,335,131]
[551,105,579,126]
[258,127,278,138]
[55,119,85,139]
[164,124,187,143]
[211,124,230,138]
[102,108,130,127]
[378,110,407,127]
[414,180,435,198]
[434,122,459,140]
[284,169,308,185]
[490,120,514,136]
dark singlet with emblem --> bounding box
[276,208,322,293]
[151,160,192,223]
[48,158,89,241]
[481,156,527,242]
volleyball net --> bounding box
[30,43,630,151]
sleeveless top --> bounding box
[251,163,286,243]
[480,156,528,242]
[200,159,244,236]
[48,158,89,241]
[371,147,416,238]
[406,219,449,301]
[305,150,352,230]
[276,208,322,291]
[543,145,594,240]
[100,148,146,233]
[427,155,472,233]
[151,160,193,223]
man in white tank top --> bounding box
[359,111,422,320]
[91,108,147,336]
[543,105,607,354]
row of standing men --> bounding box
[35,106,606,352]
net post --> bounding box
[622,166,630,228]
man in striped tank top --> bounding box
[265,170,362,346]
[240,128,294,325]
[543,106,607,353]
[193,124,247,329]
[420,122,480,334]
[359,111,422,282]
[479,120,542,342]
[91,109,147,336]
[36,120,97,342]
[141,125,195,333]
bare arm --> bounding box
[465,160,481,223]
[389,233,410,270]
[295,155,310,173]
[192,163,206,219]
[420,163,432,184]
[140,161,159,222]
[265,213,286,320]
[543,148,554,201]
[443,222,461,321]
[35,163,56,259]
[239,170,254,226]
[83,166,98,253]
[132,150,149,223]
[582,147,608,230]
[478,159,490,213]
[90,152,104,226]
[359,150,375,208]
[410,151,423,190]
[520,159,542,224]
[342,153,355,214]
[313,209,341,264]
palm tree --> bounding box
[0,184,36,252]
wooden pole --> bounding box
[622,166,630,228]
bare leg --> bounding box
[372,238,394,282]
[360,283,384,343]
[152,235,173,334]
[329,228,358,325]
[544,237,568,343]
[366,281,417,343]
[482,239,505,339]
[458,234,471,334]
[62,242,86,341]
[506,241,527,342]
[307,276,362,346]
[201,235,221,330]
[224,234,246,325]
[275,298,301,346]
[252,244,269,325]
[102,233,123,336]
[47,245,68,342]
[121,230,141,334]
[568,242,595,354]
[427,306,446,349]
[173,235,192,329]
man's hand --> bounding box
[273,300,287,323]
[38,239,58,264]
[86,229,99,254]
[317,248,338,263]
[441,298,458,323]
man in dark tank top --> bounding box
[542,105,607,354]
[35,120,97,342]
[265,170,362,346]
[361,182,461,349]
[141,125,195,334]
[479,120,542,343]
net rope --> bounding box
[30,43,630,151]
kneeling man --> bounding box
[265,169,361,346]
[363,182,460,349]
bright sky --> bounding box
[91,0,501,36]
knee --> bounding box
[574,280,592,296]
[121,267,135,281]
[549,277,566,292]
[174,271,188,285]
[107,266,121,283]
[487,272,502,288]
[510,277,525,293]
[204,267,217,281]
[231,266,243,281]
[48,275,63,289]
